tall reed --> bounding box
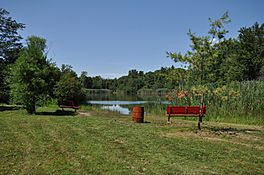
[155,81,264,125]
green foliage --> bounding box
[79,71,93,89]
[208,11,231,40]
[91,76,104,89]
[214,23,264,82]
[0,8,25,62]
[237,22,264,80]
[85,89,112,95]
[0,8,25,103]
[116,70,145,94]
[103,67,186,94]
[10,36,58,114]
[54,65,85,104]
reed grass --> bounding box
[145,81,264,125]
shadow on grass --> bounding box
[35,110,77,116]
[208,126,260,134]
[0,105,21,112]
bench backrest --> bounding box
[166,106,206,115]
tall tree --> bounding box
[10,36,57,114]
[0,8,25,63]
[217,38,243,82]
[216,22,264,82]
[237,22,264,80]
[0,8,25,103]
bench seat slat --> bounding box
[166,114,203,117]
[166,106,206,115]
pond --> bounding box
[88,101,147,115]
[87,94,170,115]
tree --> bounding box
[91,76,103,89]
[54,65,85,104]
[0,8,25,103]
[237,22,264,80]
[0,8,25,63]
[114,69,145,94]
[215,22,264,82]
[79,71,93,89]
[216,38,243,82]
[167,12,231,84]
[10,36,57,114]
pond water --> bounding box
[87,94,170,115]
[87,100,148,115]
[101,105,130,115]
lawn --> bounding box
[0,106,263,174]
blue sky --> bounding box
[1,0,264,78]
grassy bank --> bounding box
[1,106,264,174]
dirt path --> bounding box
[78,111,92,117]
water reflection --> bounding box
[88,101,147,105]
[101,105,130,115]
[87,101,147,115]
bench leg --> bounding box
[198,115,203,130]
[167,115,171,124]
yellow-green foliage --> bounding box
[191,85,209,97]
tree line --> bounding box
[1,9,263,114]
[80,66,187,94]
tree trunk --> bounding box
[26,96,36,114]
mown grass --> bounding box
[0,106,264,174]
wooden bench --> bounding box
[59,100,79,112]
[166,106,206,129]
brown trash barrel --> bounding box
[132,106,144,123]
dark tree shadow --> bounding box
[0,105,21,112]
[35,110,77,116]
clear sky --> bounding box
[1,0,264,78]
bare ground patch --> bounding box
[78,111,92,117]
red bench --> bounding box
[166,106,206,129]
[59,100,79,112]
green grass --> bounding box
[0,106,264,174]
